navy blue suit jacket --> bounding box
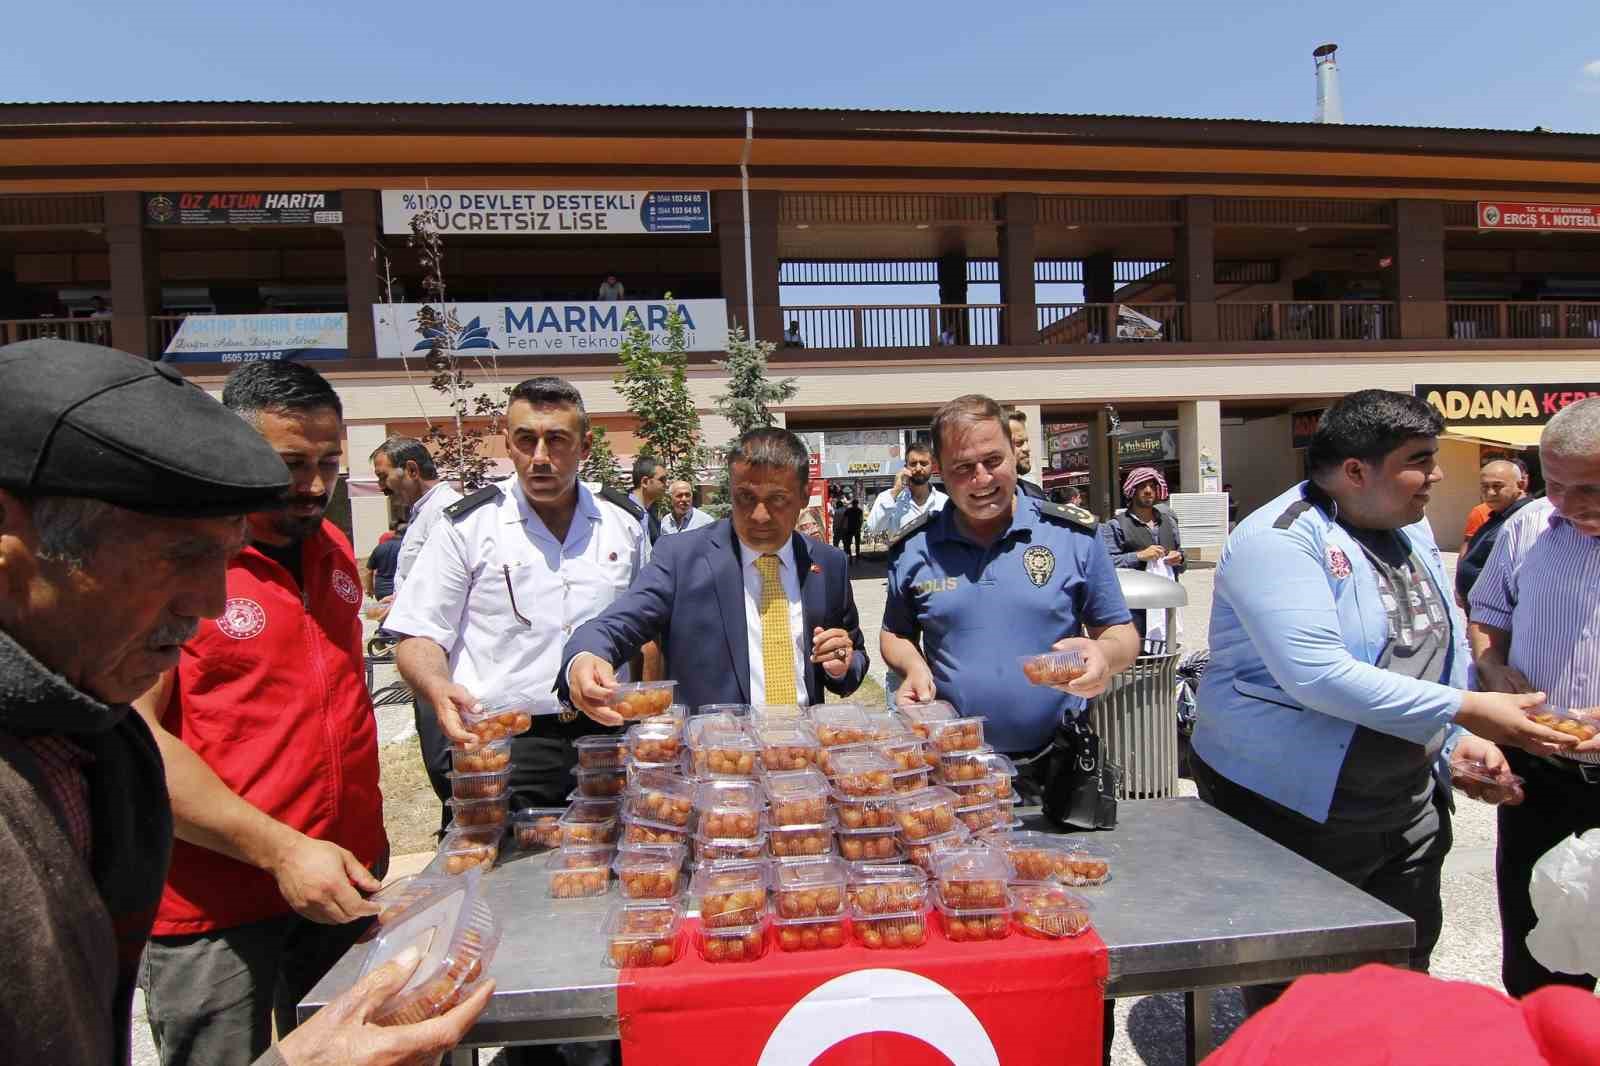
[559,520,869,710]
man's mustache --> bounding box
[146,619,198,649]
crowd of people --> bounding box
[4,330,1599,1065]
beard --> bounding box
[1015,455,1032,475]
[907,471,930,486]
[267,495,329,542]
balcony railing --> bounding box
[1446,302,1600,340]
[1218,301,1396,342]
[1037,303,1186,343]
[150,314,188,353]
[0,317,112,346]
[782,304,1002,350]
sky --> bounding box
[4,0,1600,132]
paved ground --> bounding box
[133,550,1511,1066]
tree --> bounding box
[713,325,797,434]
[614,293,705,485]
[580,424,628,493]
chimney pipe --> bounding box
[1313,43,1343,124]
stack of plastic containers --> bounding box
[356,868,501,1025]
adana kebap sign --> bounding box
[381,190,711,236]
[373,300,729,357]
[161,314,347,363]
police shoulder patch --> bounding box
[1037,500,1099,532]
[888,508,936,548]
[445,484,502,521]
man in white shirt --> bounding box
[865,442,946,538]
[597,274,625,301]
[370,436,462,597]
[561,427,868,710]
[661,478,714,534]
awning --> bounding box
[1442,424,1543,449]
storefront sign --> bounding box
[1477,201,1600,233]
[1415,383,1600,425]
[143,192,343,226]
[1291,409,1325,449]
[1114,429,1177,464]
[381,190,712,236]
[373,300,728,357]
[821,459,898,478]
[161,313,347,363]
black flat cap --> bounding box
[0,340,290,517]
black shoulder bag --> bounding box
[1041,717,1120,830]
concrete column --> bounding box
[1388,199,1446,340]
[1178,400,1223,494]
[1013,403,1044,489]
[1090,408,1114,519]
[346,422,392,559]
[104,192,158,356]
[341,190,381,359]
[997,193,1038,345]
[715,189,782,344]
[1177,196,1217,341]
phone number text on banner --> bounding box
[161,314,347,363]
[373,300,729,357]
[381,190,711,236]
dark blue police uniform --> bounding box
[883,490,1132,754]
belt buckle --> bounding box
[1579,762,1600,786]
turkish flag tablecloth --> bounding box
[618,917,1108,1065]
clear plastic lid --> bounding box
[945,776,1001,805]
[932,847,1015,908]
[616,840,687,865]
[1451,758,1527,805]
[431,825,501,877]
[990,830,1112,886]
[924,716,986,753]
[692,861,769,927]
[447,768,511,801]
[625,769,695,827]
[1018,649,1087,687]
[619,816,689,847]
[366,873,453,931]
[451,738,513,774]
[1526,705,1600,741]
[749,703,805,731]
[763,768,831,825]
[859,712,906,742]
[693,777,765,813]
[357,867,502,1026]
[613,846,686,900]
[689,728,760,778]
[754,722,823,772]
[446,794,510,829]
[649,702,689,723]
[936,745,998,783]
[835,823,902,863]
[602,899,684,968]
[697,917,769,962]
[509,806,564,850]
[953,800,1003,833]
[876,736,932,773]
[1011,882,1094,939]
[833,794,896,830]
[768,820,837,859]
[557,800,621,846]
[895,699,959,737]
[571,766,627,798]
[548,845,612,899]
[890,767,933,794]
[933,888,1014,942]
[696,703,752,719]
[606,680,678,721]
[829,747,896,796]
[625,720,683,765]
[573,735,627,769]
[552,842,615,870]
[810,703,873,747]
[692,834,767,864]
[458,695,548,741]
[847,862,929,914]
[903,824,973,873]
[891,786,960,840]
[772,856,848,917]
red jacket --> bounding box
[153,521,386,935]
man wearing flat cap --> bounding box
[0,341,488,1066]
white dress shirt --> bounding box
[385,479,647,701]
[662,507,715,535]
[864,485,947,537]
[738,537,810,705]
[394,480,462,595]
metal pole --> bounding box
[741,109,757,339]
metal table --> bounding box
[301,797,1413,1065]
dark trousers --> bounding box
[141,910,375,1066]
[415,693,455,837]
[832,526,850,556]
[1497,748,1600,996]
[1192,755,1450,1014]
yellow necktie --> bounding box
[755,554,797,705]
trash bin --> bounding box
[1086,570,1187,799]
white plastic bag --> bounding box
[1526,828,1600,976]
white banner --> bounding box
[373,300,729,358]
[161,313,347,363]
[381,189,711,236]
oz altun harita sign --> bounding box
[1477,201,1600,232]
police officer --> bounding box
[881,394,1139,762]
[387,376,650,814]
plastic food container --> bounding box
[851,907,928,949]
[690,727,760,778]
[903,824,973,874]
[773,912,849,952]
[890,767,933,794]
[692,833,767,864]
[755,722,823,772]
[924,717,986,754]
[691,862,769,929]
[769,819,836,858]
[933,848,1014,908]
[1452,758,1527,806]
[895,700,960,740]
[451,738,512,774]
[764,769,831,826]
[447,794,509,830]
[620,816,689,847]
[459,692,556,741]
[1527,706,1600,741]
[848,862,928,914]
[358,868,500,1026]
[603,899,684,968]
[607,681,678,721]
[836,824,900,862]
[817,741,874,776]
[998,831,1111,887]
[749,703,804,731]
[877,736,933,773]
[1019,649,1087,687]
[892,786,960,841]
[573,735,627,770]
[433,825,501,876]
[811,703,873,747]
[625,768,695,827]
[613,844,686,900]
[773,856,848,918]
[1011,883,1093,939]
[557,799,621,847]
[954,800,1003,833]
[448,769,511,801]
[833,793,896,830]
[934,890,1013,943]
[573,766,627,798]
[548,844,614,899]
[829,748,895,797]
[946,776,1000,805]
[696,703,752,720]
[625,720,683,766]
[859,712,906,742]
[698,917,769,963]
[649,702,689,723]
[937,746,997,784]
[510,807,563,850]
[694,779,766,840]
[975,752,1019,799]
